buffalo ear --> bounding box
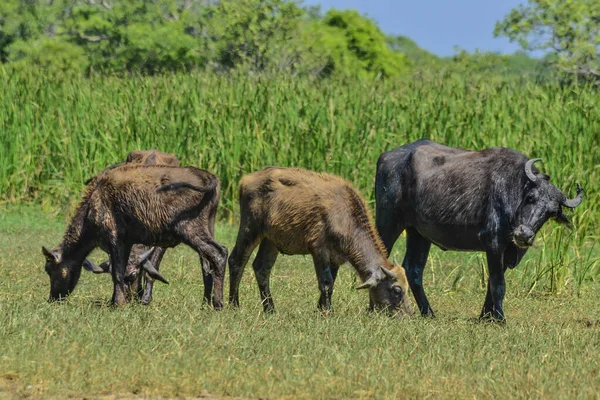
[145,153,157,165]
[42,247,61,263]
[126,151,142,163]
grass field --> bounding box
[1,69,599,398]
[2,205,600,399]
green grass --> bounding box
[2,206,600,399]
[1,68,599,398]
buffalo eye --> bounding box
[392,286,403,296]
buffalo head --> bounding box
[512,158,583,248]
[42,246,92,301]
[357,265,413,317]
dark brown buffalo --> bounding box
[42,164,228,307]
[84,149,181,304]
[375,139,583,321]
[228,167,412,316]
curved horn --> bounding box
[141,261,169,285]
[562,183,583,209]
[83,259,110,274]
[136,247,156,265]
[136,248,169,284]
[524,158,542,182]
[356,276,379,290]
[380,266,397,280]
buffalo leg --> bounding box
[311,250,337,312]
[197,237,227,310]
[200,256,214,307]
[375,205,404,257]
[211,240,229,310]
[480,281,494,319]
[202,199,218,307]
[330,264,340,286]
[403,228,434,316]
[228,227,261,308]
[110,242,132,306]
[252,239,279,313]
[480,252,506,321]
[140,247,167,305]
[331,264,340,308]
[374,201,403,311]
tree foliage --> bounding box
[209,0,306,72]
[495,0,600,81]
[0,0,544,79]
[0,0,413,78]
[386,35,442,68]
[318,9,409,77]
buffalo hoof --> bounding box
[140,297,152,306]
[212,301,224,311]
[112,288,130,307]
[262,303,276,314]
[479,312,506,324]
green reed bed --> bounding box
[1,69,597,215]
[0,68,598,291]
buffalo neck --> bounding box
[346,229,390,281]
[60,202,97,268]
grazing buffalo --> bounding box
[228,167,412,316]
[84,149,182,304]
[42,164,228,307]
[375,139,583,321]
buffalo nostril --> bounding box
[523,230,535,243]
[515,226,534,239]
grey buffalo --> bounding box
[375,139,583,321]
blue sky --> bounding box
[302,0,525,57]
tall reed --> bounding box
[1,67,598,291]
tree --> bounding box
[495,0,600,81]
[0,0,413,78]
[207,0,305,72]
[0,0,210,74]
[64,0,209,73]
[0,0,77,67]
[386,35,442,68]
[204,3,410,78]
[319,9,410,78]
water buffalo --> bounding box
[84,149,182,305]
[228,167,412,316]
[42,164,228,307]
[375,139,583,321]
